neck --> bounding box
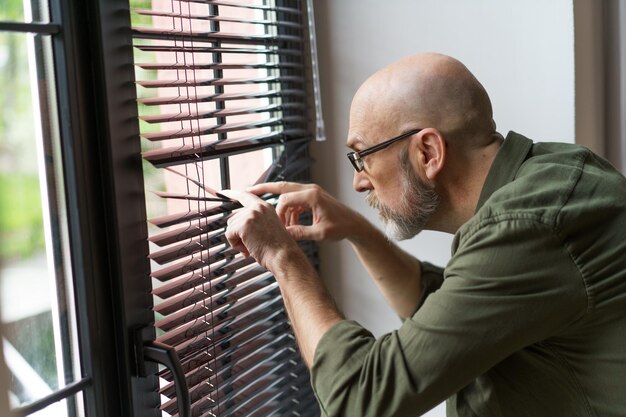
[428,136,502,233]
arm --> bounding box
[270,246,343,368]
[222,190,343,367]
[249,182,429,318]
[311,218,588,416]
[225,194,588,415]
[348,217,427,318]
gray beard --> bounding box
[366,150,440,241]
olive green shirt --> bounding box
[311,132,626,417]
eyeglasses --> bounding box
[346,129,422,172]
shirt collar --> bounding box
[474,131,534,213]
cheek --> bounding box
[373,176,405,209]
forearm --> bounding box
[222,188,344,367]
[270,246,344,368]
[348,215,423,318]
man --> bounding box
[223,53,626,416]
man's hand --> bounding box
[221,189,305,272]
[222,188,344,367]
[248,182,366,243]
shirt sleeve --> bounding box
[311,217,589,417]
[413,261,445,315]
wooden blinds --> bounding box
[131,0,319,415]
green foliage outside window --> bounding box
[0,176,45,260]
[0,0,24,21]
[0,10,46,260]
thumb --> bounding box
[287,224,320,241]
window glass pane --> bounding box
[0,0,50,23]
[0,31,82,413]
[229,149,274,189]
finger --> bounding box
[285,207,294,226]
[225,228,249,257]
[275,197,287,224]
[276,202,304,226]
[275,196,292,225]
[276,203,288,225]
[277,189,316,209]
[225,214,250,257]
[221,189,265,207]
[277,189,316,224]
[247,181,313,196]
[289,206,301,226]
[287,224,321,241]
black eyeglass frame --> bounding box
[346,128,422,172]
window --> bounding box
[1,0,321,416]
[0,2,88,416]
[131,0,319,415]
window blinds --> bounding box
[131,0,319,415]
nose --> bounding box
[352,169,372,193]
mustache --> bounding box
[365,191,377,208]
[365,192,382,211]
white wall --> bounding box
[310,1,574,415]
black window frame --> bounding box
[1,0,155,415]
[3,0,320,415]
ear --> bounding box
[410,128,446,181]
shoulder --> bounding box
[467,141,624,238]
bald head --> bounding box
[351,53,496,147]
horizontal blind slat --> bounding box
[132,27,302,45]
[134,44,303,57]
[136,75,304,89]
[152,191,230,202]
[143,132,310,168]
[139,102,305,124]
[137,88,304,106]
[134,9,302,29]
[141,116,306,141]
[174,0,302,16]
[136,61,302,75]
